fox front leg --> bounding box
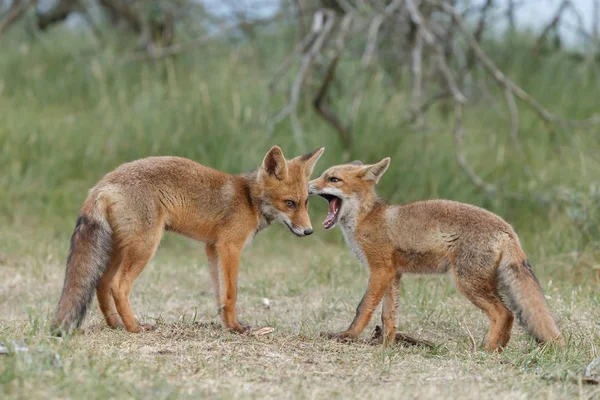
[215,242,251,334]
[325,267,395,342]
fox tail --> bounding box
[51,197,112,335]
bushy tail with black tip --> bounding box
[51,200,112,336]
[497,258,561,344]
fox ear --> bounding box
[348,160,363,166]
[261,146,288,180]
[298,147,325,179]
[359,157,390,184]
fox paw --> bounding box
[140,322,157,332]
[369,325,395,346]
[321,331,357,343]
[228,322,252,335]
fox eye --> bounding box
[285,200,296,209]
[328,177,341,183]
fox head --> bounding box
[308,157,390,230]
[257,146,325,237]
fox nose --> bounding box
[304,228,313,236]
[308,182,317,194]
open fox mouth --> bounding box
[319,194,342,230]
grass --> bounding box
[0,22,599,400]
[0,228,599,399]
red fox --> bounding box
[309,158,562,351]
[51,146,324,335]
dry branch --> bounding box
[466,0,493,70]
[410,25,424,122]
[453,103,497,195]
[98,0,142,33]
[434,0,600,128]
[532,0,570,55]
[360,13,384,68]
[36,0,78,31]
[270,0,599,196]
[267,8,336,147]
[270,30,318,90]
[405,0,466,104]
[313,13,353,155]
[124,23,238,63]
[0,0,31,38]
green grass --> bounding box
[0,23,599,399]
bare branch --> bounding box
[313,13,353,156]
[453,102,498,195]
[360,13,383,68]
[98,0,142,33]
[0,0,31,38]
[409,25,424,124]
[36,0,78,31]
[585,357,600,379]
[407,90,451,124]
[405,0,467,104]
[269,30,318,90]
[124,24,238,63]
[267,9,337,147]
[532,0,570,55]
[503,87,520,154]
[594,0,600,52]
[466,0,493,70]
[432,0,600,128]
[360,0,403,68]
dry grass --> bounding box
[1,226,599,400]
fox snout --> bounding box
[285,221,313,237]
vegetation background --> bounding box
[0,0,599,398]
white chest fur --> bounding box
[339,216,368,267]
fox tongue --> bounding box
[323,197,340,228]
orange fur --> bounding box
[309,158,562,351]
[51,146,324,335]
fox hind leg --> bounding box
[498,311,515,348]
[205,244,221,310]
[112,230,162,333]
[380,272,402,345]
[453,274,513,352]
[96,249,124,329]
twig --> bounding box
[453,102,498,195]
[407,90,451,124]
[405,0,467,104]
[507,0,516,32]
[98,0,142,33]
[503,87,521,154]
[360,0,403,67]
[409,25,424,123]
[585,357,600,378]
[0,0,31,38]
[466,0,493,70]
[313,13,353,156]
[267,9,336,147]
[124,24,238,63]
[594,0,600,46]
[269,31,318,90]
[360,13,383,68]
[532,0,571,55]
[432,0,600,128]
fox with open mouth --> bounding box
[308,158,562,351]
